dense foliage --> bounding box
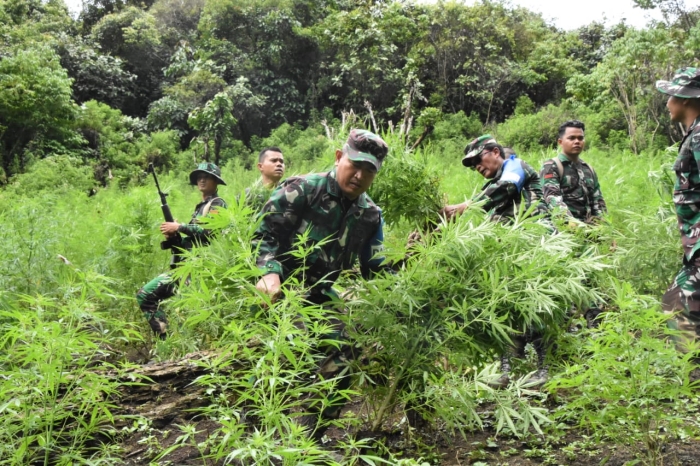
[2,0,700,464]
[1,0,699,182]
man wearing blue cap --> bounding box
[137,162,227,340]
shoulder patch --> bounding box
[544,174,554,179]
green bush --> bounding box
[259,123,331,166]
[495,103,577,151]
[431,110,483,141]
[6,155,95,194]
[550,280,697,464]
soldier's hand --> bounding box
[256,273,282,301]
[440,202,470,221]
[160,222,180,237]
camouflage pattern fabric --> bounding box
[242,179,278,213]
[253,168,387,292]
[656,67,700,99]
[541,154,607,223]
[136,193,226,336]
[344,128,388,171]
[296,291,357,425]
[253,167,388,437]
[662,256,700,351]
[662,116,700,350]
[475,157,550,220]
[670,116,700,262]
[177,194,228,250]
[136,273,176,335]
[462,134,497,167]
[189,161,227,185]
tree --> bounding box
[0,47,77,180]
[566,26,696,152]
[55,34,136,108]
[634,0,699,32]
[188,92,237,165]
[306,0,426,120]
[90,6,168,116]
[197,0,323,139]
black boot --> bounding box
[488,354,512,389]
[584,308,604,329]
[524,342,548,387]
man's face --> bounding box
[558,127,585,157]
[196,173,218,196]
[667,96,686,123]
[258,151,285,183]
[334,149,377,200]
[472,147,504,179]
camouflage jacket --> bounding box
[177,194,227,250]
[672,116,700,261]
[242,179,279,213]
[253,169,386,290]
[541,154,607,223]
[476,157,549,220]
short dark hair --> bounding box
[558,120,585,139]
[482,142,506,160]
[502,147,515,158]
[258,146,283,164]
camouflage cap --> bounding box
[189,162,226,186]
[462,134,497,167]
[343,129,389,171]
[656,67,700,99]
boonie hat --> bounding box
[462,134,498,167]
[189,162,227,186]
[656,67,700,99]
[344,129,389,172]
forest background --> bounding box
[3,0,700,465]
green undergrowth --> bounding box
[0,129,696,464]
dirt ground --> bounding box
[110,352,700,465]
[118,396,700,465]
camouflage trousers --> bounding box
[136,272,179,338]
[296,290,358,436]
[662,255,700,352]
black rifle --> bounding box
[148,163,184,267]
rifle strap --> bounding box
[201,197,222,218]
[553,157,564,179]
[551,157,597,180]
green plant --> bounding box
[349,208,603,435]
[0,268,139,465]
[549,279,698,465]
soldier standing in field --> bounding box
[656,67,700,351]
[541,120,607,328]
[253,129,390,439]
[243,146,286,211]
[540,120,607,224]
[136,163,227,340]
[442,135,551,387]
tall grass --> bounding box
[0,128,693,463]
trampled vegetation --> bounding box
[2,0,700,465]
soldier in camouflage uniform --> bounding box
[253,129,389,439]
[444,135,551,388]
[136,163,227,340]
[540,120,607,224]
[541,120,607,328]
[657,67,700,351]
[442,136,549,222]
[243,146,286,211]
